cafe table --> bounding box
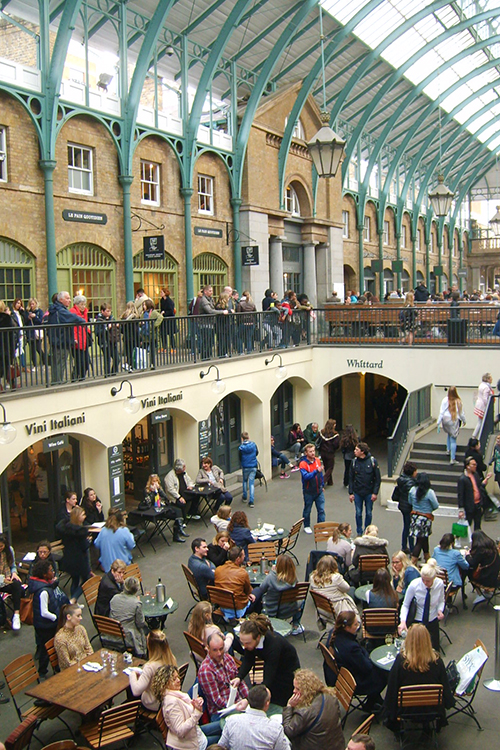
[233,616,292,637]
[185,485,220,526]
[140,595,179,629]
[26,651,143,717]
[127,507,175,551]
[370,643,399,672]
[251,526,289,555]
[354,584,372,604]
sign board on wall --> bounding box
[199,419,211,463]
[62,210,107,225]
[242,245,259,266]
[150,409,171,424]
[194,226,223,238]
[143,235,165,261]
[108,445,125,510]
[43,434,69,453]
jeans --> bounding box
[221,603,250,620]
[302,491,326,528]
[447,433,457,461]
[201,721,222,744]
[401,510,414,552]
[242,467,256,503]
[354,493,373,535]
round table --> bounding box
[370,643,399,671]
[354,584,372,602]
[248,570,268,585]
[140,595,178,630]
[251,528,289,554]
[233,616,292,637]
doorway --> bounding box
[271,381,294,450]
[123,413,174,502]
[208,394,241,474]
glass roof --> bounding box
[321,0,500,154]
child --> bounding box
[210,505,231,532]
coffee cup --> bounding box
[0,574,5,585]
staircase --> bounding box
[408,440,466,507]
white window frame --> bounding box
[363,216,371,242]
[285,185,301,217]
[141,161,160,206]
[402,225,407,248]
[68,143,93,195]
[198,174,214,215]
[342,210,349,238]
[0,127,6,182]
[383,220,390,245]
[284,116,305,139]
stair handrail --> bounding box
[387,384,432,477]
[478,392,497,448]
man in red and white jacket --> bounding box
[299,443,325,534]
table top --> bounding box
[251,527,288,542]
[26,651,143,716]
[354,584,372,602]
[233,616,292,637]
[188,485,219,497]
[370,644,399,672]
[140,595,179,619]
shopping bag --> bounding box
[452,522,469,538]
[133,347,149,370]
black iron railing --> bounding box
[387,384,432,477]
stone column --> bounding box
[303,242,317,307]
[269,236,284,297]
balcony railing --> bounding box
[0,305,498,395]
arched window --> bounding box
[285,185,301,217]
[133,250,179,307]
[57,243,116,316]
[0,238,34,305]
[193,253,228,299]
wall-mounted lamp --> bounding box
[200,365,226,395]
[110,380,140,414]
[0,402,16,444]
[264,353,287,380]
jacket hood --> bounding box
[354,534,388,547]
[319,431,339,441]
[28,577,57,594]
[397,475,416,491]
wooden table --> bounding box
[26,651,143,716]
[370,643,399,672]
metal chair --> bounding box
[447,638,488,729]
[279,518,304,564]
[361,608,399,644]
[4,716,38,750]
[314,522,339,548]
[276,582,310,641]
[183,631,206,672]
[358,554,389,584]
[206,585,239,623]
[309,589,336,638]
[124,562,144,593]
[247,542,277,564]
[470,572,500,610]
[93,614,128,652]
[79,700,141,749]
[181,564,202,620]
[397,684,444,749]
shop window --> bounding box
[0,127,7,182]
[198,175,214,214]
[133,249,178,306]
[342,210,349,238]
[57,243,116,316]
[383,220,390,245]
[285,185,301,217]
[283,272,300,294]
[363,217,371,242]
[0,238,34,305]
[193,253,228,299]
[141,161,160,206]
[68,143,93,195]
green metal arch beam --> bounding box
[53,107,122,157]
[0,85,43,143]
[450,151,495,223]
[277,0,382,208]
[249,16,319,78]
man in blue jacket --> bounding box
[47,291,86,384]
[239,431,259,508]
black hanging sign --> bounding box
[242,245,259,266]
[143,235,165,261]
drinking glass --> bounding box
[385,633,394,646]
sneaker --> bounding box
[242,497,248,503]
[304,527,313,534]
[190,514,201,520]
[280,473,290,479]
[450,459,460,466]
[248,502,254,508]
[0,692,10,704]
[12,613,21,631]
[291,624,305,636]
[446,450,450,455]
[473,594,486,605]
[291,466,300,473]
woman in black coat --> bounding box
[94,560,126,616]
[466,530,500,588]
[327,610,387,710]
[81,487,105,526]
[317,419,340,487]
[237,614,300,706]
[56,506,92,602]
[159,288,176,350]
[0,303,19,388]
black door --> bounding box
[210,394,241,474]
[150,416,174,486]
[328,378,343,429]
[271,381,293,450]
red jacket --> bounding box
[70,305,89,349]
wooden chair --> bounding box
[156,707,168,744]
[314,522,339,548]
[44,637,59,674]
[447,638,488,729]
[41,743,78,750]
[279,518,304,564]
[4,716,38,750]
[3,654,73,734]
[309,589,336,638]
[249,656,265,685]
[319,642,339,686]
[79,700,141,749]
[93,615,128,652]
[178,662,189,689]
[206,586,239,622]
[276,582,310,641]
[470,572,500,610]
[247,542,277,564]
[361,608,399,643]
[397,684,444,748]
[358,554,389,583]
[81,575,101,610]
[181,564,202,620]
[351,714,375,737]
[183,631,206,672]
[333,666,357,728]
[124,563,144,593]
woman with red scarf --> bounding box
[70,294,91,381]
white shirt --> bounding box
[219,706,290,750]
[400,577,444,624]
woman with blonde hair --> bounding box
[207,530,231,567]
[309,555,356,622]
[282,668,344,750]
[187,601,233,657]
[326,524,353,567]
[239,289,257,354]
[94,508,136,572]
[400,291,418,345]
[391,550,420,595]
[253,554,303,634]
[54,603,93,670]
[384,623,454,730]
[129,629,177,710]
[120,301,140,371]
[210,504,231,533]
[437,386,466,465]
[142,473,186,543]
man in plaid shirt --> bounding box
[198,632,249,718]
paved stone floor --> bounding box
[1,454,500,748]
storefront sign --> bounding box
[199,419,211,463]
[108,444,125,511]
[242,245,259,266]
[346,358,383,370]
[43,434,69,453]
[141,392,183,409]
[391,260,403,273]
[25,412,86,436]
[457,268,468,277]
[62,209,107,225]
[194,226,223,238]
[433,265,443,276]
[150,409,171,424]
[143,235,165,261]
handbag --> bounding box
[452,522,469,538]
[446,659,460,692]
[391,484,401,502]
[19,594,34,626]
[406,596,417,626]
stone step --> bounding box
[408,456,465,467]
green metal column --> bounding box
[437,237,442,293]
[39,159,58,298]
[458,235,464,293]
[231,197,242,293]
[182,188,194,306]
[378,229,384,299]
[357,222,365,293]
[411,231,417,289]
[119,175,134,301]
[395,232,401,290]
[426,239,430,290]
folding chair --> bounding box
[44,637,59,674]
[361,608,399,645]
[247,542,277,565]
[319,642,339,685]
[309,589,336,638]
[79,700,141,749]
[93,615,128,653]
[4,716,37,750]
[279,518,304,564]
[124,563,144,593]
[470,572,500,610]
[314,522,339,548]
[333,666,357,728]
[351,714,375,737]
[81,576,102,643]
[41,743,78,750]
[305,550,346,578]
[276,582,310,641]
[447,638,488,729]
[183,631,207,672]
[206,586,239,624]
[397,684,444,749]
[181,564,202,620]
[358,554,389,584]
